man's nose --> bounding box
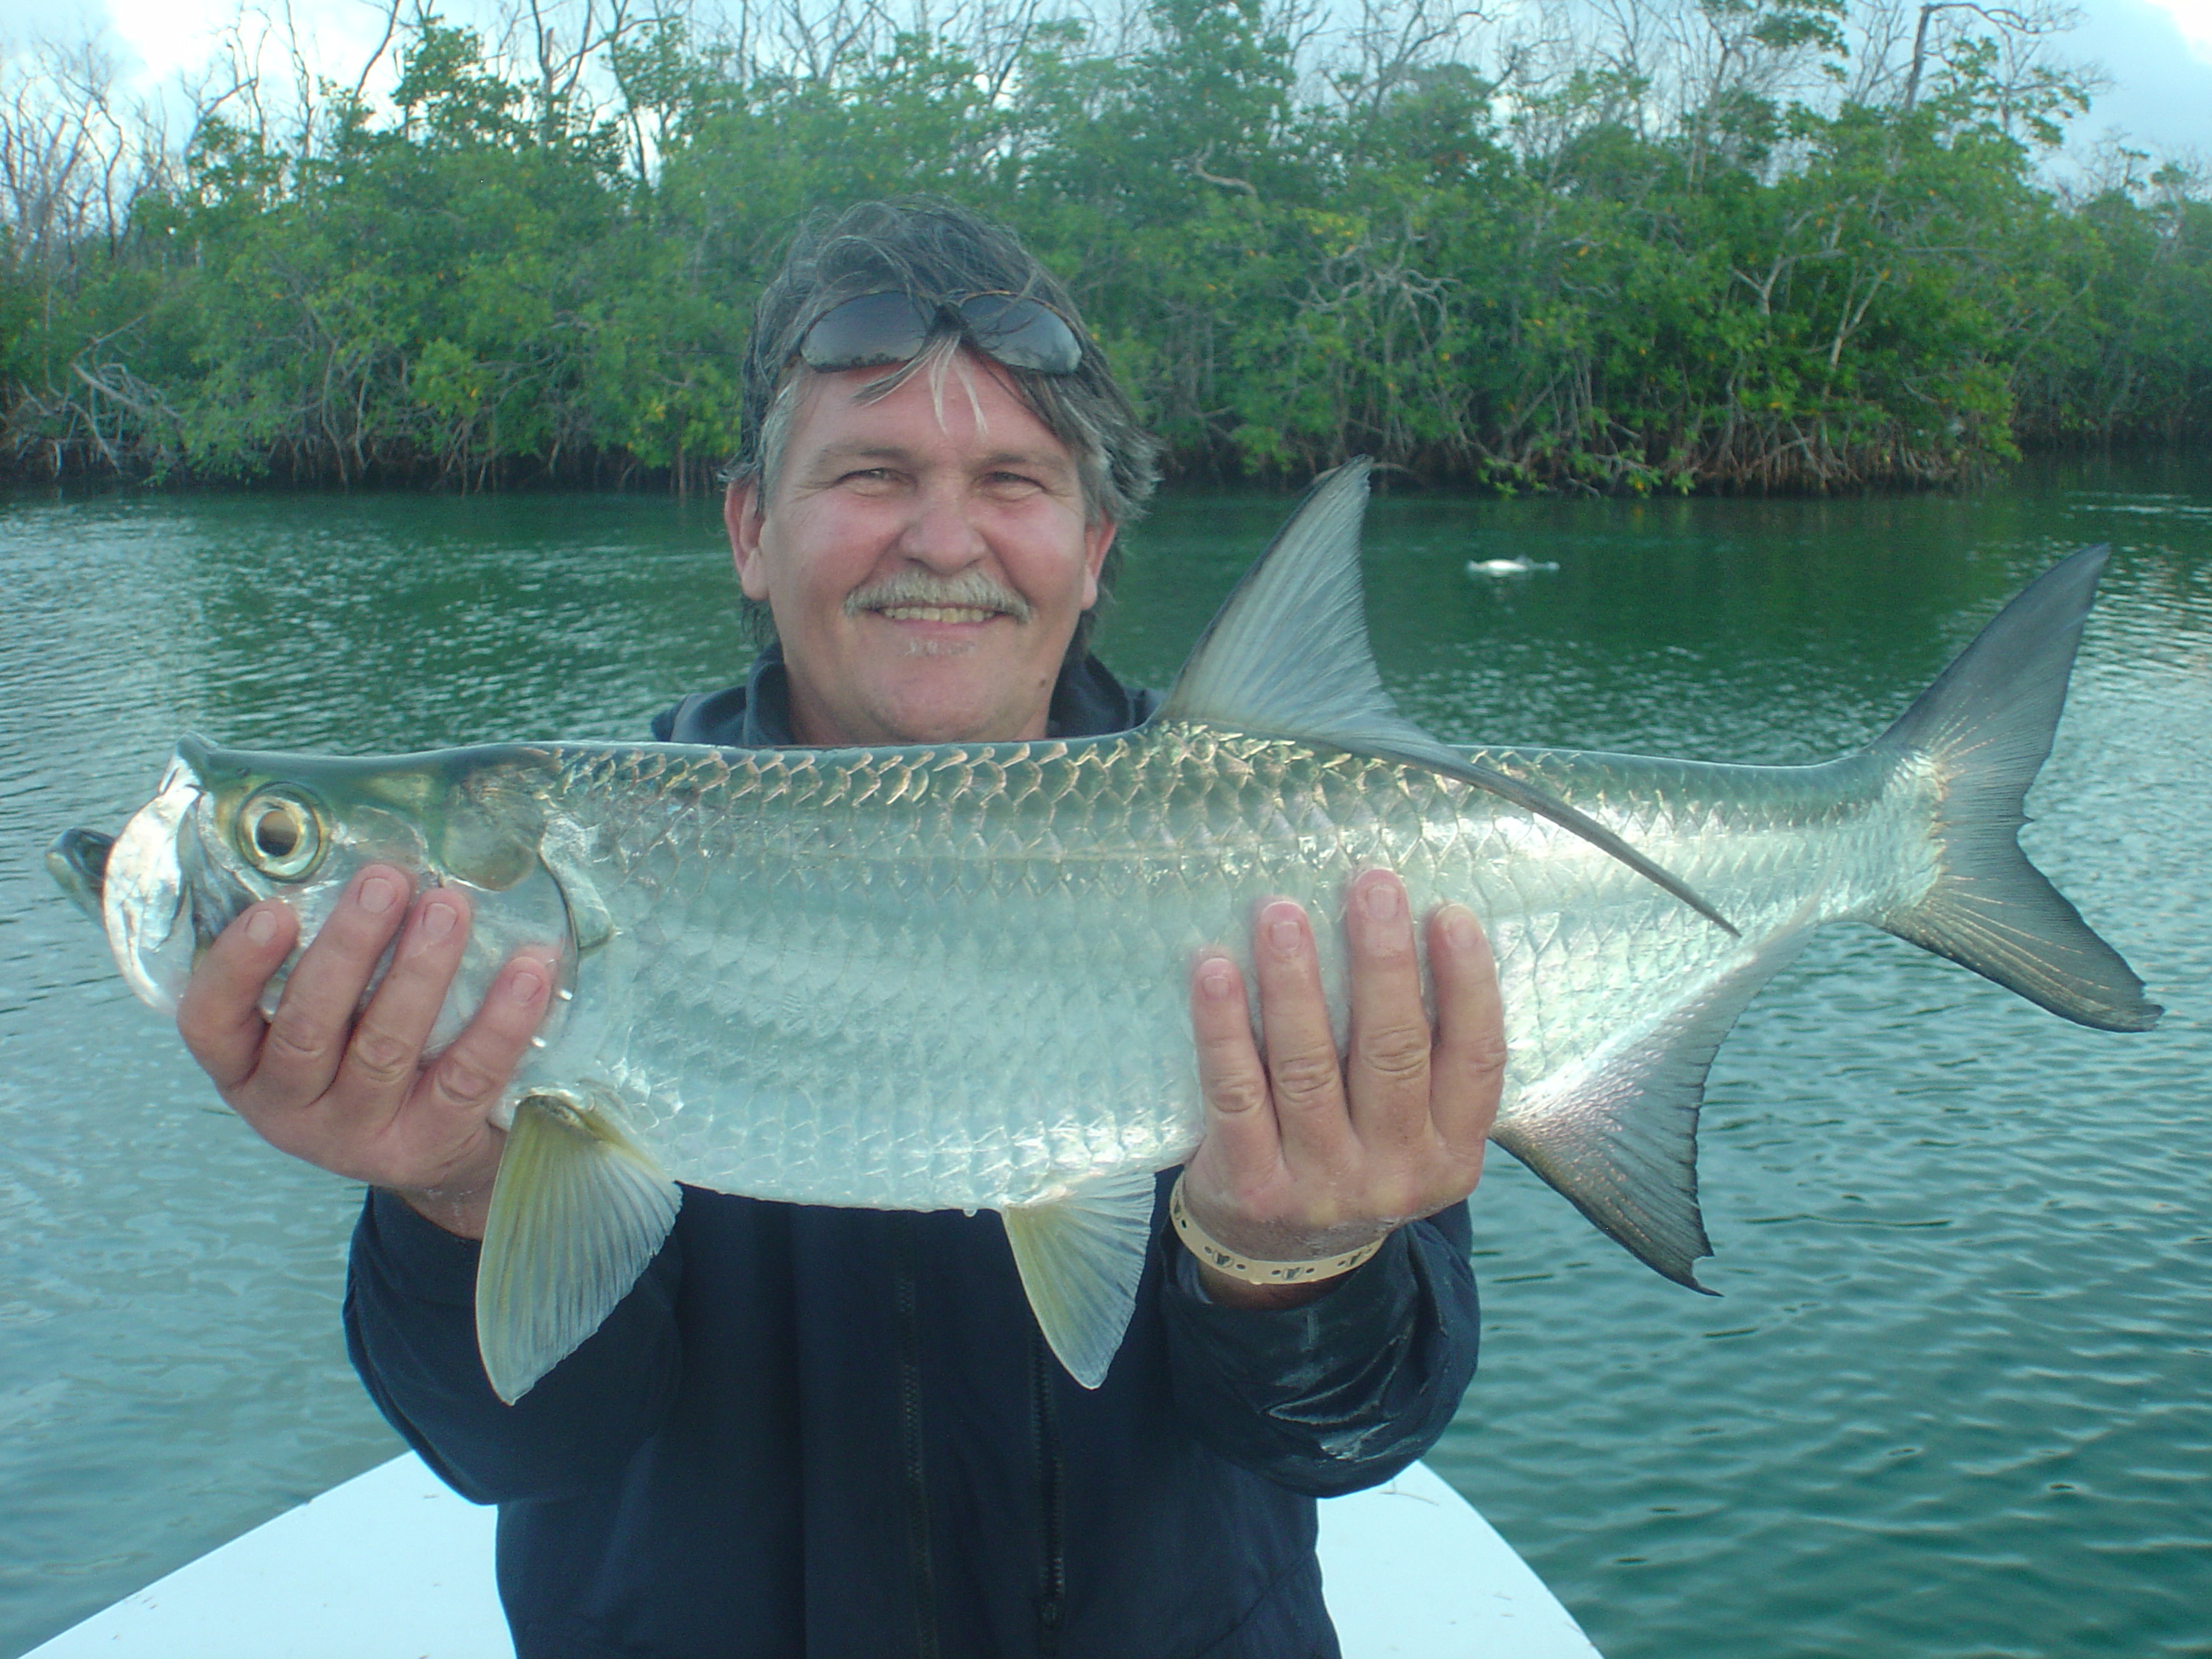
[896,483,987,569]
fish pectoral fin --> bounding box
[1495,933,1810,1292]
[476,1086,678,1405]
[1001,1173,1160,1390]
[1158,458,1734,935]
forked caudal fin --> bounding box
[1161,461,1737,934]
[1478,546,2158,1300]
[1871,544,2162,1033]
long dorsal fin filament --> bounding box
[1160,460,1735,934]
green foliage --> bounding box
[3,3,2205,492]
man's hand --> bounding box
[175,864,559,1240]
[1180,869,1504,1310]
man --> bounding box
[175,201,1502,1656]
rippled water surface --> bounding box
[3,458,2207,1656]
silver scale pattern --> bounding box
[504,726,1937,1215]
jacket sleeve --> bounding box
[1157,1200,1478,1498]
[344,1188,685,1505]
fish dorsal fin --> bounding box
[476,1085,680,1404]
[1001,1171,1160,1388]
[1163,459,1418,742]
[1163,460,1737,934]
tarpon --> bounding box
[50,463,2160,1403]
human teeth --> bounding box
[877,606,997,623]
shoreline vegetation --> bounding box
[2,0,2206,498]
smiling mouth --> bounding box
[846,572,1035,627]
[873,605,1005,624]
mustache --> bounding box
[844,570,1035,623]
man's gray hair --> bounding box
[727,199,1162,657]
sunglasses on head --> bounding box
[795,290,1086,377]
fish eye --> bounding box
[236,788,327,880]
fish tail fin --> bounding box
[1871,545,2160,1033]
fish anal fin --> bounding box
[1001,1172,1159,1389]
[1495,934,1810,1291]
[1160,458,1732,934]
[476,1086,678,1405]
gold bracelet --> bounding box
[1167,1174,1388,1286]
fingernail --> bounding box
[245,907,279,947]
[418,900,457,941]
[1444,905,1481,952]
[510,966,547,1005]
[358,876,399,916]
[1359,873,1403,923]
[1198,958,1237,1001]
[1265,905,1303,957]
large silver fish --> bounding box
[50,464,2160,1404]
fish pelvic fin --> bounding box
[1496,931,1811,1291]
[1001,1171,1159,1389]
[476,1086,680,1405]
[1871,545,2161,1033]
[1160,459,1736,935]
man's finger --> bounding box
[1342,870,1432,1148]
[1187,952,1280,1185]
[331,888,474,1107]
[1250,899,1357,1173]
[177,899,299,1091]
[416,950,559,1128]
[1429,904,1505,1158]
[249,866,416,1105]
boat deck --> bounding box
[26,1453,1601,1658]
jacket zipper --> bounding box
[895,1221,940,1659]
[1030,1330,1066,1656]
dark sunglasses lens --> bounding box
[800,292,933,370]
[957,294,1083,374]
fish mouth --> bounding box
[46,828,117,923]
[102,752,207,1014]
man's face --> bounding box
[726,352,1117,748]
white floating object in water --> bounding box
[24,1453,1604,1659]
[1467,556,1562,575]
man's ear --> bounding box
[1080,515,1118,612]
[726,480,771,602]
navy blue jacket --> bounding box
[346,648,1481,1659]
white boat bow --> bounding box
[26,1452,1601,1658]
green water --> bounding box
[3,457,2207,1656]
